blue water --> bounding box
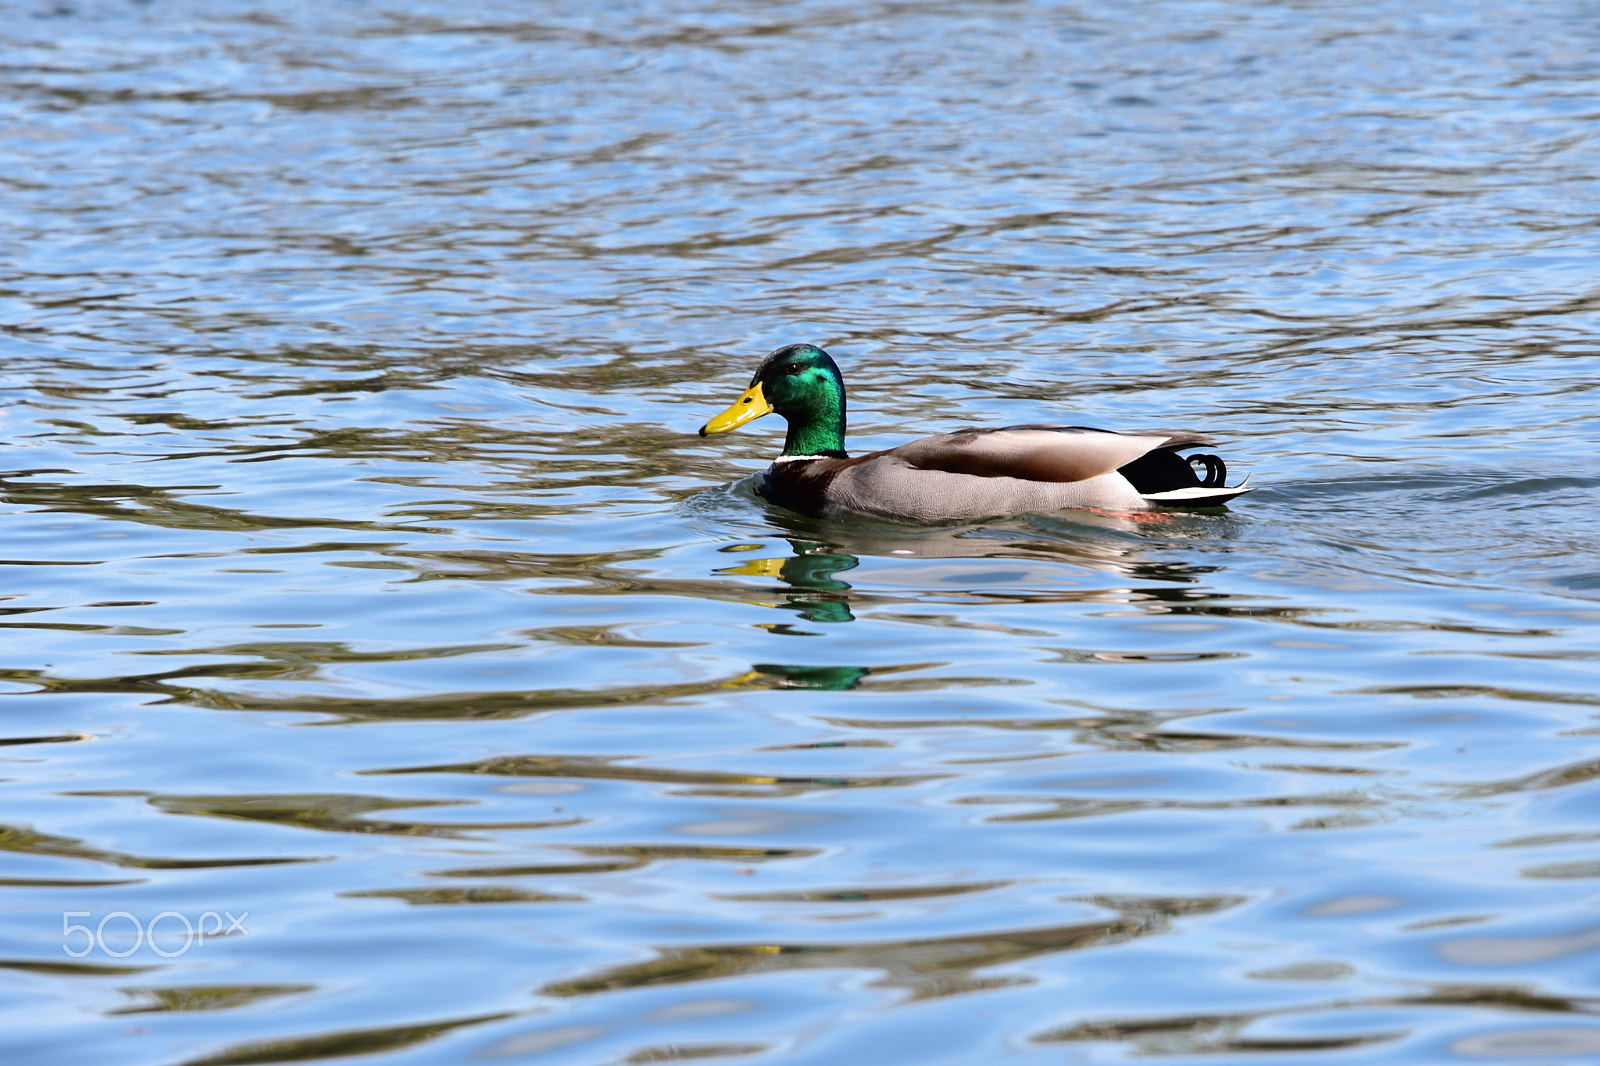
[3,2,1600,1063]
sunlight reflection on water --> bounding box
[3,1,1600,1064]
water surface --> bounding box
[3,2,1600,1064]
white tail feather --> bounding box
[1141,475,1253,505]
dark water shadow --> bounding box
[177,1011,516,1066]
[63,791,583,838]
[370,750,943,799]
[542,894,1243,1002]
[1035,982,1600,1055]
[0,823,323,871]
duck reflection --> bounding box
[716,513,1236,632]
[716,540,860,624]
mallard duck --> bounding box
[699,343,1251,525]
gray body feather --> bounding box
[758,426,1250,524]
[824,458,1150,523]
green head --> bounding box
[699,343,848,458]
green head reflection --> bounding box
[717,539,859,625]
[750,663,870,691]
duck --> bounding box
[698,343,1251,525]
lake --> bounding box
[4,1,1600,1063]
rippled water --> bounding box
[4,1,1600,1063]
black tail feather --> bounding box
[1189,453,1227,487]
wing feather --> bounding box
[885,426,1212,484]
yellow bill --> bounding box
[699,382,773,436]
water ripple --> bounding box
[3,1,1600,1063]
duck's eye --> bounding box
[784,364,802,375]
